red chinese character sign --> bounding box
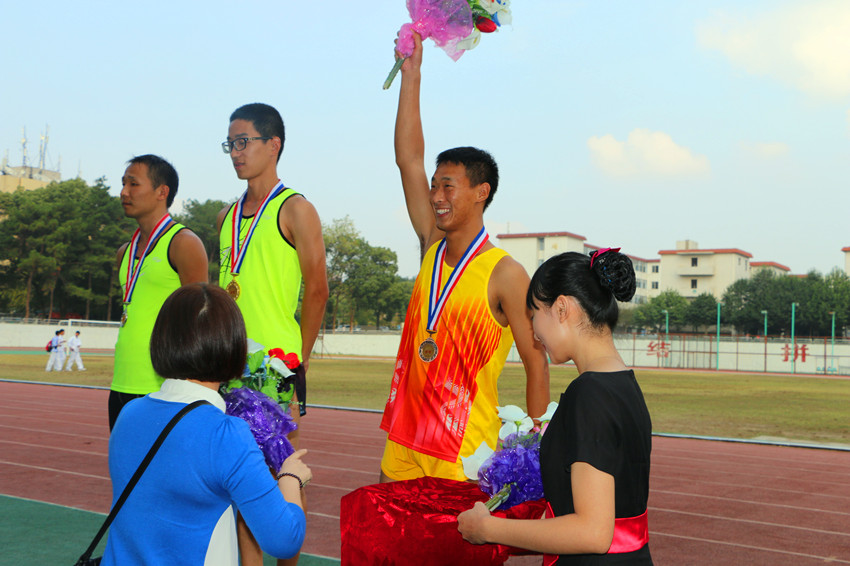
[647,341,670,358]
[781,344,808,363]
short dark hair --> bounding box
[150,284,247,383]
[230,103,285,163]
[436,147,499,210]
[526,251,636,331]
[127,154,179,207]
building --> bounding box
[1,163,59,193]
[496,230,804,305]
[496,231,654,304]
[2,128,61,193]
[658,240,751,299]
[751,261,791,277]
[497,231,587,276]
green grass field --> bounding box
[4,352,849,446]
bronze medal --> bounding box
[418,337,438,363]
[120,310,128,327]
[226,279,241,300]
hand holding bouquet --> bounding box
[384,0,512,89]
[462,402,557,511]
[221,339,300,471]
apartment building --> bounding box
[658,240,751,299]
[496,232,654,304]
[751,261,791,276]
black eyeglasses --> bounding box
[221,137,272,153]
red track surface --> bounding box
[1,381,848,564]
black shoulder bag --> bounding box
[74,400,211,566]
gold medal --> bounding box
[120,310,128,327]
[418,336,438,363]
[226,279,241,300]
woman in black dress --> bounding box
[458,249,653,565]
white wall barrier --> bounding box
[616,334,849,375]
[3,322,846,376]
[0,321,120,350]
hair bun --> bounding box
[590,250,636,302]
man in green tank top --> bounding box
[218,104,328,566]
[110,155,208,430]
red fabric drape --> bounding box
[341,476,546,565]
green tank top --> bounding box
[219,187,303,357]
[112,223,185,394]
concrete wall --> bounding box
[4,322,846,376]
[1,324,526,363]
[617,334,850,375]
[0,322,119,350]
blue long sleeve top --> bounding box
[103,379,305,565]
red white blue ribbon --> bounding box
[123,213,174,304]
[230,181,284,275]
[427,227,489,333]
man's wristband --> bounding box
[276,471,304,490]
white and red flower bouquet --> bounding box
[220,339,300,471]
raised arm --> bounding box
[395,33,441,258]
[492,257,550,419]
[281,196,329,366]
[170,229,209,285]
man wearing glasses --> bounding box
[218,102,328,432]
[218,103,327,566]
[217,104,328,565]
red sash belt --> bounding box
[543,503,649,565]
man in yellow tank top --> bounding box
[379,35,551,483]
[110,155,208,430]
[217,103,328,566]
[217,103,328,439]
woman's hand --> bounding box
[279,449,312,486]
[457,501,492,544]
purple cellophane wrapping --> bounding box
[223,387,296,471]
[396,0,474,61]
[479,432,544,510]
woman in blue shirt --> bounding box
[104,283,310,565]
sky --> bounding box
[3,0,849,279]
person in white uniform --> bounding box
[64,330,86,371]
[45,329,66,371]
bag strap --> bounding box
[75,399,211,564]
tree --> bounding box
[376,278,415,328]
[347,243,399,328]
[173,198,229,282]
[632,290,689,332]
[323,217,364,330]
[0,179,133,320]
[61,178,132,320]
[684,292,717,332]
[321,216,413,330]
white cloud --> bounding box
[697,0,850,98]
[740,141,790,158]
[587,129,710,178]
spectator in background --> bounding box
[45,329,66,371]
[64,330,85,371]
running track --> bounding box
[1,381,848,565]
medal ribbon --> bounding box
[123,213,174,304]
[427,226,489,333]
[230,181,284,275]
